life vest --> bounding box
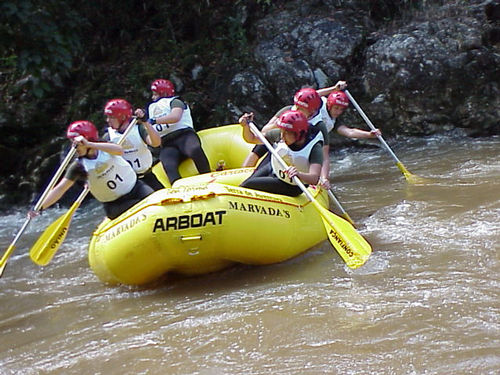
[309,97,335,133]
[80,151,137,202]
[147,96,193,137]
[270,129,323,185]
[107,125,153,174]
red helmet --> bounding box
[326,91,349,111]
[151,79,175,97]
[293,87,321,113]
[103,98,133,121]
[276,110,309,140]
[66,120,99,141]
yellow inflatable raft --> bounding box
[87,124,330,286]
[152,124,254,188]
[88,171,329,285]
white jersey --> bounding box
[107,126,153,174]
[309,97,335,133]
[147,96,193,137]
[81,151,137,202]
[271,134,323,186]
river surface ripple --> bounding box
[0,135,498,375]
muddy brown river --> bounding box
[1,134,498,374]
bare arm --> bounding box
[75,136,124,156]
[242,152,260,167]
[142,121,161,147]
[88,141,124,155]
[319,144,331,188]
[287,163,322,185]
[261,115,279,133]
[317,80,348,96]
[262,106,291,133]
[239,113,261,144]
[156,107,183,124]
[40,178,76,210]
[336,124,381,139]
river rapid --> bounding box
[0,134,498,375]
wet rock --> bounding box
[230,5,365,123]
[225,0,499,137]
[362,13,499,135]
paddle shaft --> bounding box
[117,117,139,144]
[247,122,315,200]
[344,90,405,165]
[0,144,78,276]
[247,122,354,224]
[247,122,371,268]
[69,185,91,221]
[35,145,78,211]
[28,117,139,267]
[0,218,31,276]
[69,185,90,210]
[39,117,138,214]
[327,190,355,226]
[29,186,89,266]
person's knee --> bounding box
[186,146,205,160]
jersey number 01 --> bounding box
[106,174,124,189]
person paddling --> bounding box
[134,79,210,185]
[239,110,323,197]
[103,98,164,191]
[242,81,381,189]
[29,121,153,220]
[316,86,381,140]
[242,87,330,187]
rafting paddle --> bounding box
[327,189,355,227]
[0,144,78,277]
[29,187,88,265]
[247,122,371,269]
[345,90,428,184]
[29,117,138,266]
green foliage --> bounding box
[0,0,85,98]
[0,55,17,71]
[0,0,259,151]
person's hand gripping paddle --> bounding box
[248,121,372,269]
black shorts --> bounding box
[102,179,154,219]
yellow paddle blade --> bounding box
[29,203,79,266]
[315,202,372,269]
[396,162,432,184]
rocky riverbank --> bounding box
[227,0,499,137]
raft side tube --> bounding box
[88,183,329,285]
